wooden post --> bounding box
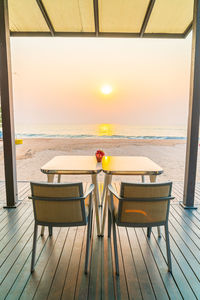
[183,0,200,208]
[0,0,18,207]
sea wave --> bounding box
[14,132,186,140]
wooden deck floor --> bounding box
[0,181,200,299]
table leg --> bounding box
[47,174,55,183]
[149,175,156,183]
[91,174,101,236]
[57,174,61,183]
[149,175,161,237]
[101,175,107,206]
[101,174,112,236]
[141,175,145,183]
[41,174,55,236]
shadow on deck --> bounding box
[0,181,200,299]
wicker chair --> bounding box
[108,182,174,275]
[29,182,94,274]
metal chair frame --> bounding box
[29,182,94,274]
[108,182,174,275]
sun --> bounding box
[101,85,113,95]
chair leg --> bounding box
[90,208,93,239]
[85,211,92,274]
[41,226,45,236]
[112,221,119,275]
[108,209,111,238]
[165,224,172,273]
[157,226,161,238]
[48,226,53,236]
[147,227,152,238]
[31,223,38,273]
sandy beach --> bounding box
[1,138,198,183]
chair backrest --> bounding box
[117,182,173,226]
[30,182,86,226]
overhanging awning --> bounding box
[8,0,194,38]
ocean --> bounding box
[12,123,187,140]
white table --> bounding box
[101,156,163,235]
[41,155,102,236]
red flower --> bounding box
[95,150,105,162]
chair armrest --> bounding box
[84,184,95,199]
[108,184,121,200]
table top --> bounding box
[41,155,163,176]
[102,156,163,175]
[41,155,102,175]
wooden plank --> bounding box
[0,206,6,217]
[33,227,71,300]
[118,226,142,299]
[170,206,200,249]
[87,214,102,300]
[127,227,156,299]
[151,227,197,299]
[0,210,29,240]
[17,182,30,201]
[171,191,200,224]
[112,224,129,300]
[111,183,130,300]
[61,227,85,300]
[0,183,6,203]
[47,227,77,300]
[0,181,29,205]
[0,219,35,297]
[0,205,32,250]
[168,220,200,283]
[167,233,200,298]
[1,182,200,299]
[0,201,27,224]
[101,222,115,300]
[192,207,200,217]
[169,211,200,257]
[174,181,200,206]
[73,182,92,300]
[4,226,50,299]
[0,212,33,271]
[74,226,90,300]
[20,227,61,300]
[142,228,182,300]
[171,205,200,233]
[173,184,200,208]
[60,183,91,299]
[0,205,23,223]
[129,227,169,300]
[0,181,30,203]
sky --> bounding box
[11,33,192,126]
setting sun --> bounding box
[101,85,113,95]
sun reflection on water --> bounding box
[97,124,114,136]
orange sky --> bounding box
[11,33,192,126]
